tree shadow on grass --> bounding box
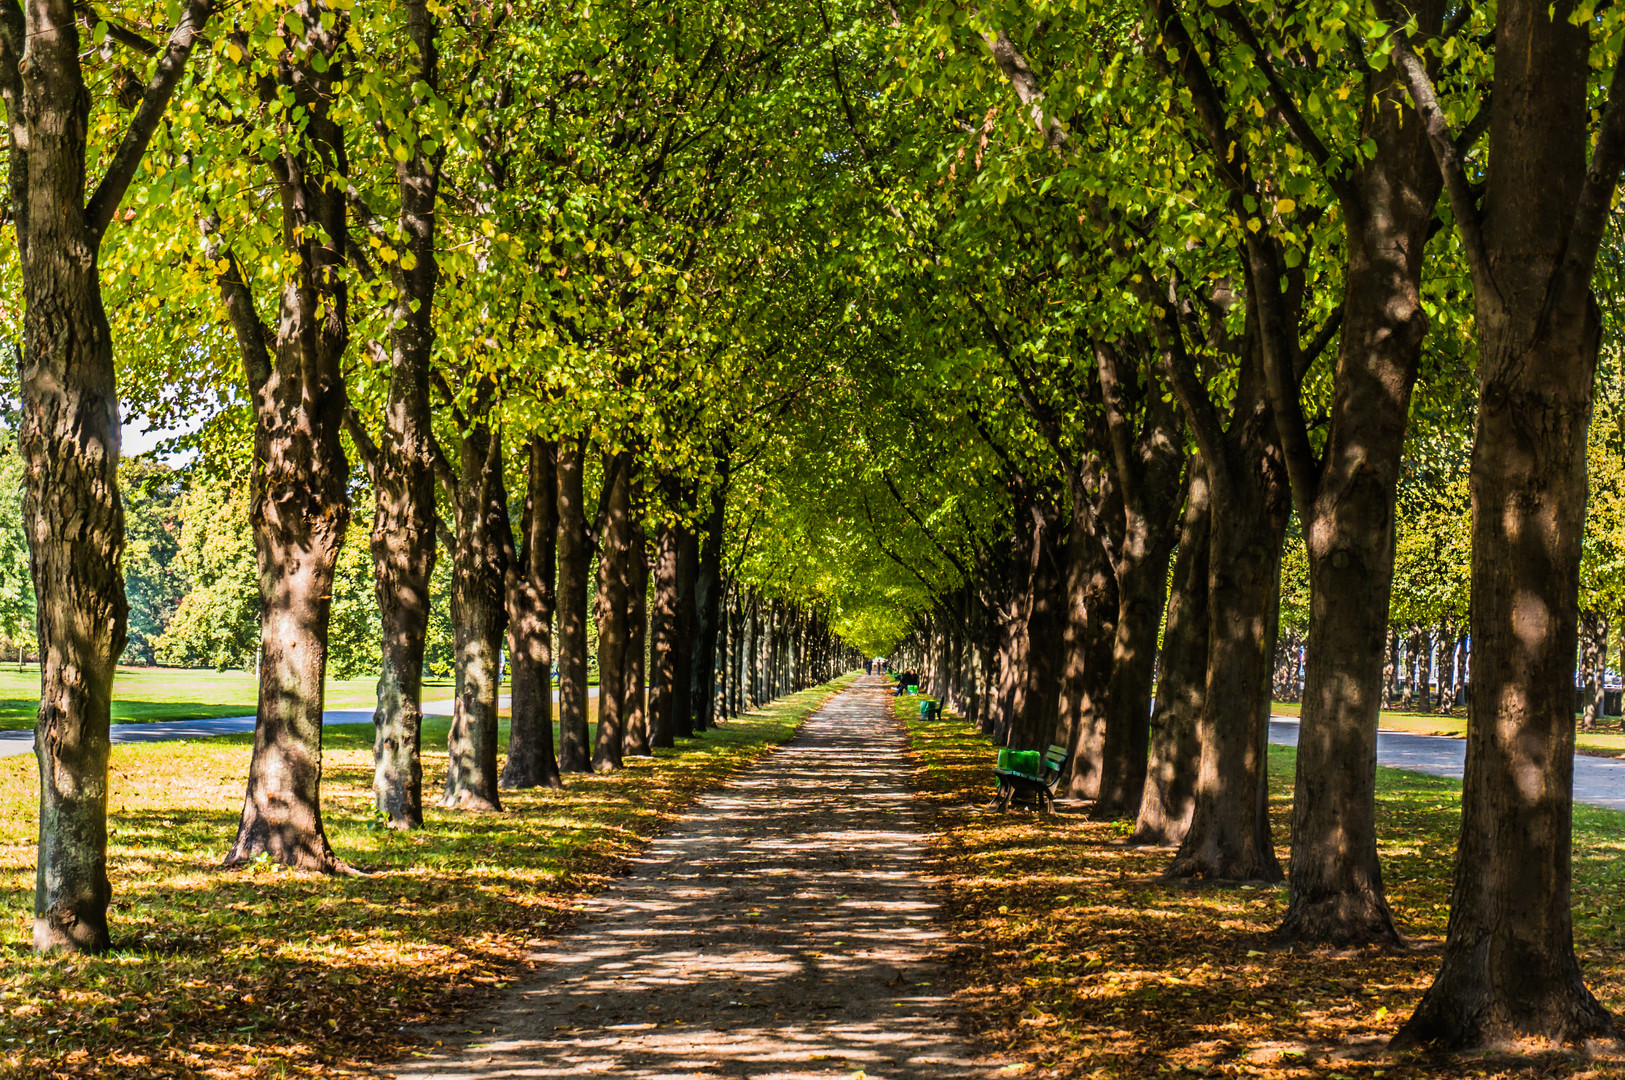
[906,714,1625,1080]
[0,680,845,1078]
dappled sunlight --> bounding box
[907,711,1625,1079]
[0,680,847,1077]
[394,677,984,1080]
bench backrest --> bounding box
[1043,744,1068,773]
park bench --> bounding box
[993,744,1069,813]
[916,698,943,720]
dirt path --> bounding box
[390,676,989,1080]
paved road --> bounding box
[394,675,987,1080]
[1268,717,1625,812]
[0,687,598,761]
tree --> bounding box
[0,0,213,952]
[1385,0,1625,1047]
[203,0,356,873]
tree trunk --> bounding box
[690,482,726,732]
[1133,457,1210,846]
[502,437,560,789]
[747,593,762,709]
[555,440,591,773]
[623,521,650,757]
[648,524,680,748]
[1435,626,1457,715]
[1393,0,1620,1044]
[1383,629,1400,707]
[222,31,352,873]
[1164,353,1289,884]
[4,0,209,956]
[672,526,699,738]
[593,453,631,772]
[443,418,507,810]
[360,2,442,824]
[1057,481,1119,798]
[1580,612,1608,732]
[1270,76,1442,934]
[1010,500,1065,752]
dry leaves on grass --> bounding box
[904,709,1625,1080]
[0,679,846,1079]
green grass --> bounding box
[0,666,422,731]
[906,705,1625,1078]
[1271,699,1625,757]
[0,674,848,1077]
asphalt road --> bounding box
[1268,717,1625,812]
[0,687,598,761]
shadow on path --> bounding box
[390,676,988,1080]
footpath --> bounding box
[391,675,988,1080]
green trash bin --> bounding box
[907,684,919,694]
[997,749,1042,777]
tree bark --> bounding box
[648,523,680,748]
[690,482,726,732]
[443,417,507,810]
[1056,478,1119,798]
[220,14,353,873]
[3,0,212,950]
[1132,457,1210,847]
[1162,332,1289,885]
[358,0,442,827]
[622,519,651,757]
[1580,611,1608,732]
[502,436,560,789]
[1091,343,1185,820]
[672,526,699,738]
[593,453,631,772]
[1274,57,1445,934]
[556,440,592,773]
[1010,499,1065,752]
[1390,0,1624,1045]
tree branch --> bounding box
[1565,32,1625,294]
[0,0,26,256]
[880,470,971,579]
[1373,0,1494,302]
[343,405,381,484]
[979,28,1068,150]
[1217,4,1357,206]
[200,215,271,393]
[86,0,215,245]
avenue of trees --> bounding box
[6,0,1625,1060]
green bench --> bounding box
[917,699,943,720]
[993,744,1069,812]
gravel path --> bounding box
[389,676,988,1080]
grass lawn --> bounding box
[0,675,847,1077]
[0,666,420,732]
[907,703,1625,1079]
[1271,699,1625,758]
